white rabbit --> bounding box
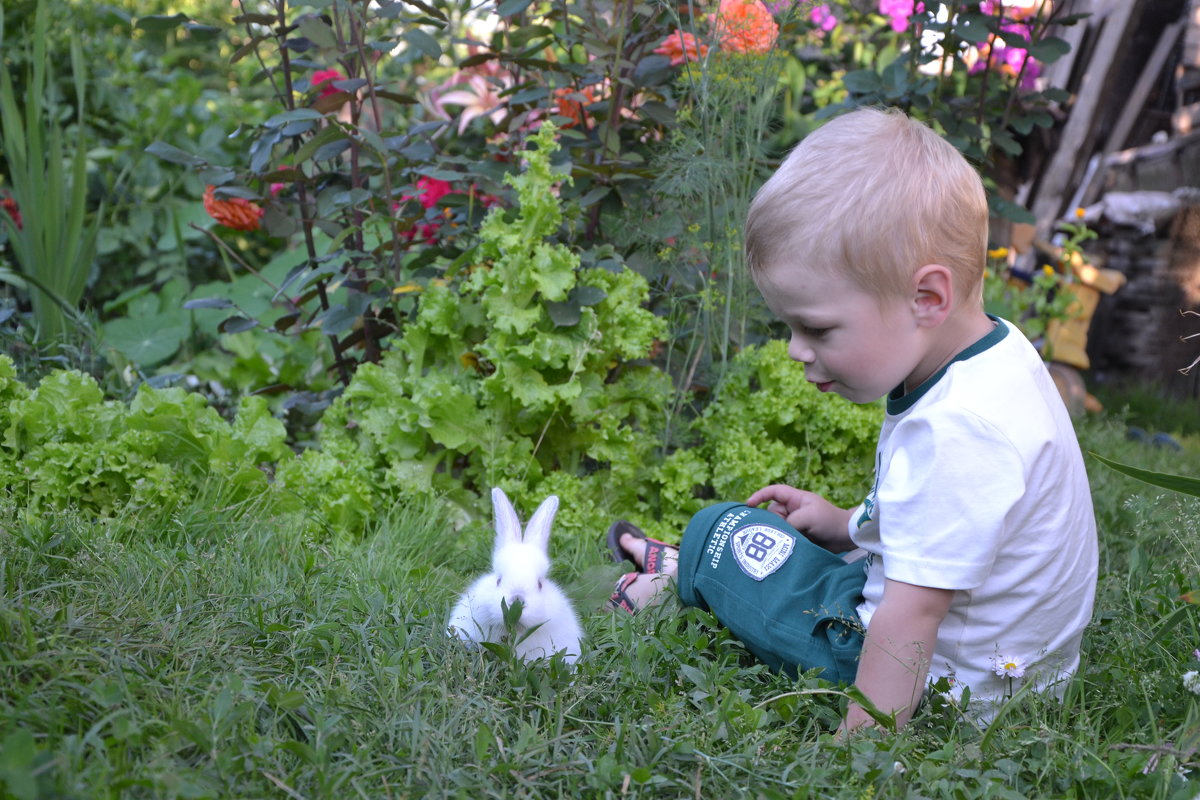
[447,488,583,665]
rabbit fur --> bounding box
[447,488,583,664]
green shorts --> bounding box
[675,502,867,684]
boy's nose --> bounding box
[788,335,814,364]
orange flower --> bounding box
[203,185,264,232]
[552,85,600,129]
[711,0,778,54]
[654,29,709,67]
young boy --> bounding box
[609,107,1098,733]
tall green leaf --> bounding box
[0,0,100,347]
[1090,452,1200,498]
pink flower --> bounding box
[810,4,838,32]
[432,57,515,135]
[311,69,345,98]
[879,0,924,33]
[970,40,1041,90]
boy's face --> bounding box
[756,263,926,404]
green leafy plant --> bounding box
[0,0,100,348]
[648,339,882,537]
[0,353,292,518]
[281,123,671,535]
[983,248,1076,344]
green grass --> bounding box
[1,415,1199,798]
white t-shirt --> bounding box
[849,317,1098,710]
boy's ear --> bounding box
[911,263,953,327]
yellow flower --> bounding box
[1074,207,1086,219]
[987,246,1009,260]
[1041,265,1055,277]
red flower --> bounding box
[1,193,21,231]
[203,185,264,232]
[311,69,346,98]
[406,176,454,210]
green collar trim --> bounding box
[886,315,1008,414]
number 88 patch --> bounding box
[731,524,795,581]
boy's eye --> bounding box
[799,325,831,338]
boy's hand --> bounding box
[745,484,855,553]
[839,579,954,736]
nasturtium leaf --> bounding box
[574,285,607,306]
[103,314,187,366]
[545,299,581,327]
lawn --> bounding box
[1,412,1198,799]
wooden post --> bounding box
[1030,0,1146,238]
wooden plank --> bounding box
[1182,0,1200,70]
[1071,19,1188,208]
[1030,0,1146,237]
[1104,20,1184,154]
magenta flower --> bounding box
[810,4,838,32]
[879,0,924,32]
[970,40,1041,90]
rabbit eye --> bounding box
[495,576,501,586]
[538,579,543,590]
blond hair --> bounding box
[745,107,988,304]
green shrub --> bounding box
[0,354,291,517]
[647,339,882,538]
[304,123,671,535]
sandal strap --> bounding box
[608,572,640,614]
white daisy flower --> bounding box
[1183,670,1200,695]
[992,654,1027,679]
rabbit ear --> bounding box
[491,487,523,548]
[523,495,559,551]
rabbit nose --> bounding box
[508,592,525,607]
